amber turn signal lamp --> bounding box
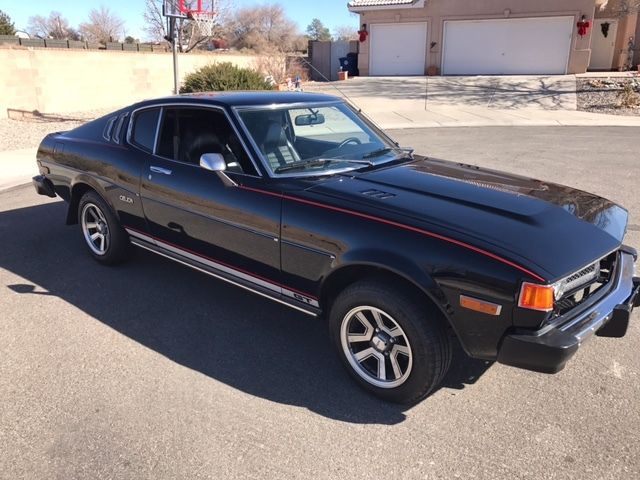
[459,295,502,316]
[518,282,554,312]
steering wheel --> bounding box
[338,137,362,149]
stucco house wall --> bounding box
[352,0,598,75]
[594,2,639,69]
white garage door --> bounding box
[370,23,427,76]
[442,17,573,75]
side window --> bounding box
[157,107,257,175]
[130,108,160,152]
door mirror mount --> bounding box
[200,153,237,188]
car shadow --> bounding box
[0,198,492,424]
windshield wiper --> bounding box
[362,146,412,159]
[274,158,373,174]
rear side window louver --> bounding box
[102,116,117,141]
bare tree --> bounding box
[226,4,300,52]
[79,6,125,44]
[143,0,233,52]
[142,0,167,43]
[27,11,74,39]
[333,25,358,42]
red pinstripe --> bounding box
[239,185,547,283]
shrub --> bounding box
[180,62,272,93]
[617,82,640,109]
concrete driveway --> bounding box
[304,75,640,129]
[307,75,577,111]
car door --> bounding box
[136,105,282,293]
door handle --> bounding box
[168,222,185,234]
[150,166,172,175]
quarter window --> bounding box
[130,108,160,152]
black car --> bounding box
[33,92,639,403]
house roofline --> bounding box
[348,0,425,14]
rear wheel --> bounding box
[78,191,130,265]
[329,280,452,403]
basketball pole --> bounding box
[171,16,179,95]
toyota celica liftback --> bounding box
[33,92,639,403]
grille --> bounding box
[553,253,616,316]
[563,263,599,293]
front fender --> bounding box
[327,247,454,320]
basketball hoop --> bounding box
[163,0,218,94]
[189,11,217,37]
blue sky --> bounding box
[2,0,359,40]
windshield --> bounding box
[236,102,402,176]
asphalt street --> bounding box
[1,126,639,480]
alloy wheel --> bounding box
[81,202,110,256]
[340,306,413,388]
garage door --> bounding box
[370,23,427,76]
[442,17,573,75]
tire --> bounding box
[78,190,130,265]
[329,279,452,404]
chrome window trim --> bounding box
[233,100,344,111]
[231,101,398,179]
[153,107,163,155]
[126,107,161,153]
[126,102,263,178]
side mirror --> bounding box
[200,153,226,172]
[199,153,237,187]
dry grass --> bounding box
[618,83,640,108]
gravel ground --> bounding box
[577,77,640,116]
[0,109,111,152]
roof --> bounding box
[137,91,342,109]
[348,0,419,7]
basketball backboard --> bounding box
[163,1,217,19]
[163,0,186,19]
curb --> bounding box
[0,182,31,194]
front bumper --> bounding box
[32,175,56,198]
[498,251,639,374]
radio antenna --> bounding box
[297,56,364,113]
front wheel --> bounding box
[329,280,452,404]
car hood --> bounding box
[305,156,628,281]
